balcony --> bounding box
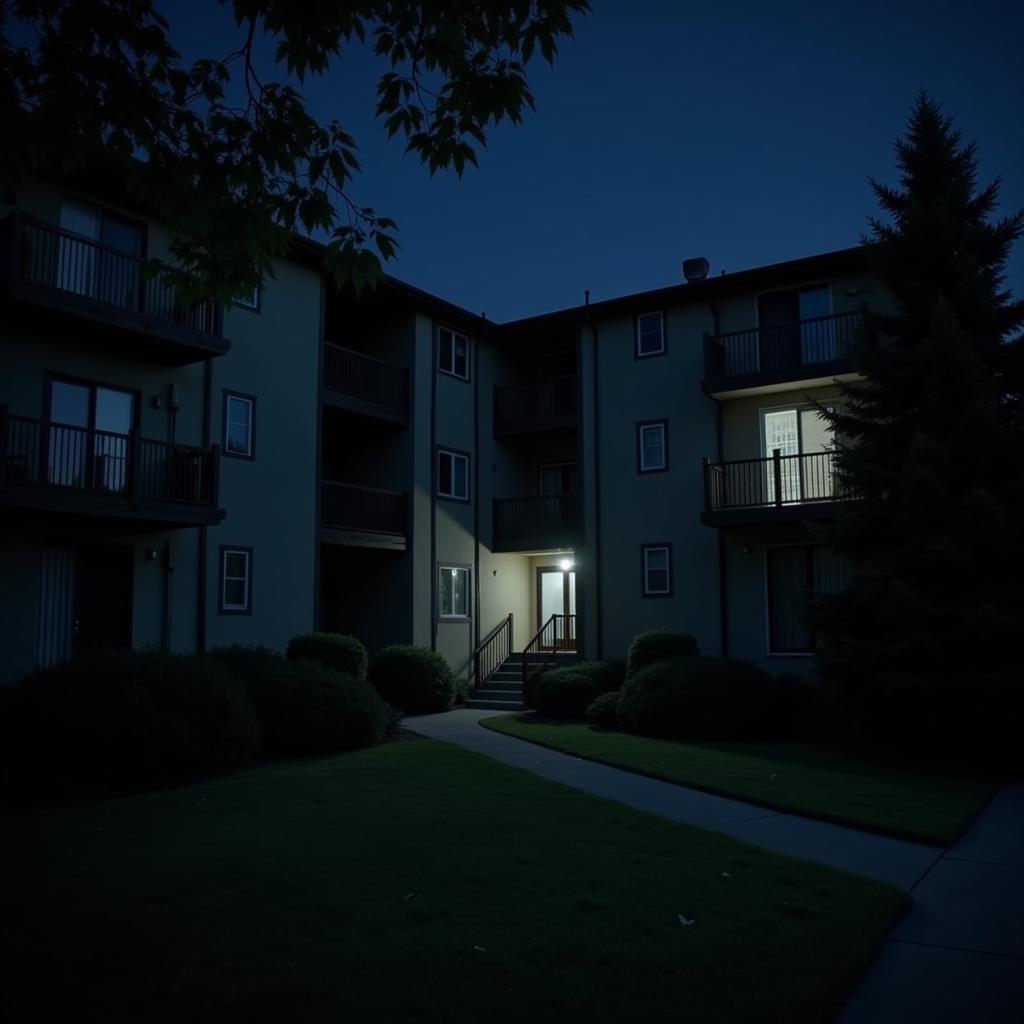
[322,343,408,424]
[493,493,580,552]
[702,450,857,527]
[1,212,228,364]
[321,480,407,550]
[494,375,577,439]
[703,310,862,396]
[0,407,223,528]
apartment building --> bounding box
[0,178,877,685]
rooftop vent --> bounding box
[682,257,710,283]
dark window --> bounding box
[766,545,848,653]
[223,391,256,459]
[437,448,469,501]
[439,326,469,380]
[637,420,668,473]
[641,544,672,596]
[635,311,666,358]
[219,546,253,614]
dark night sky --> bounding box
[170,0,1023,321]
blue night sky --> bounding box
[171,0,1022,321]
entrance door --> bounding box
[537,566,576,650]
[75,545,134,653]
[762,407,836,504]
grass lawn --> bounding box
[1,739,906,1023]
[480,716,996,847]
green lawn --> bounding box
[481,716,996,846]
[2,740,906,1023]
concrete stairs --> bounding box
[466,651,580,711]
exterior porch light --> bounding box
[559,558,573,571]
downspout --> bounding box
[196,355,212,653]
[430,321,438,651]
[472,318,482,684]
[706,303,728,656]
[585,292,603,659]
[313,275,326,631]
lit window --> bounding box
[438,326,469,379]
[637,420,668,472]
[641,545,671,596]
[220,547,252,613]
[636,312,665,357]
[440,565,470,618]
[224,392,255,458]
[437,448,469,500]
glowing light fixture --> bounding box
[559,558,573,572]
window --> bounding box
[235,285,261,312]
[637,420,668,473]
[223,391,256,459]
[439,565,470,618]
[219,547,253,614]
[539,462,578,495]
[761,405,835,503]
[641,544,672,596]
[438,326,469,379]
[437,448,469,501]
[635,311,665,358]
[766,545,848,653]
[755,284,833,369]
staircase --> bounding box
[466,651,580,711]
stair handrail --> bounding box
[521,613,576,688]
[473,612,513,690]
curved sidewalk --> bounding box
[410,709,1024,1022]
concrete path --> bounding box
[409,709,1024,1022]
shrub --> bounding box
[287,633,368,682]
[4,649,261,794]
[586,691,621,728]
[369,646,456,713]
[532,670,600,718]
[626,631,699,677]
[618,656,776,740]
[523,667,545,709]
[210,645,387,754]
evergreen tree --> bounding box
[811,94,1024,747]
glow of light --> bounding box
[559,558,573,571]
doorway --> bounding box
[536,565,576,650]
[75,544,134,653]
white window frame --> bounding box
[235,285,261,312]
[220,548,252,614]
[437,448,470,501]
[438,325,470,380]
[224,392,255,458]
[635,311,666,358]
[642,544,672,596]
[637,420,668,473]
[439,564,471,619]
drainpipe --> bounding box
[196,356,212,653]
[705,304,728,656]
[585,292,603,659]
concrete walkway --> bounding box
[410,709,1024,1022]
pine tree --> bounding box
[811,94,1024,748]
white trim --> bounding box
[642,545,671,595]
[438,325,470,380]
[635,310,665,357]
[222,549,251,612]
[638,422,667,471]
[225,395,254,457]
[438,564,471,619]
[437,448,469,500]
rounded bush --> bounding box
[369,645,456,714]
[210,645,387,754]
[524,660,624,713]
[531,668,603,718]
[618,656,775,740]
[626,631,699,677]
[585,691,621,728]
[5,649,261,793]
[287,633,368,682]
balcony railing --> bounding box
[323,343,408,418]
[703,310,862,388]
[3,212,225,356]
[0,407,220,520]
[494,374,577,438]
[321,481,407,539]
[703,450,856,521]
[493,493,580,551]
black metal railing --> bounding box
[522,613,577,688]
[0,407,219,507]
[323,343,408,413]
[703,450,856,513]
[6,212,221,337]
[474,612,513,690]
[704,310,862,382]
[321,480,407,535]
[494,374,577,434]
[493,493,579,550]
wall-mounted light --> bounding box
[146,548,158,560]
[559,558,574,572]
